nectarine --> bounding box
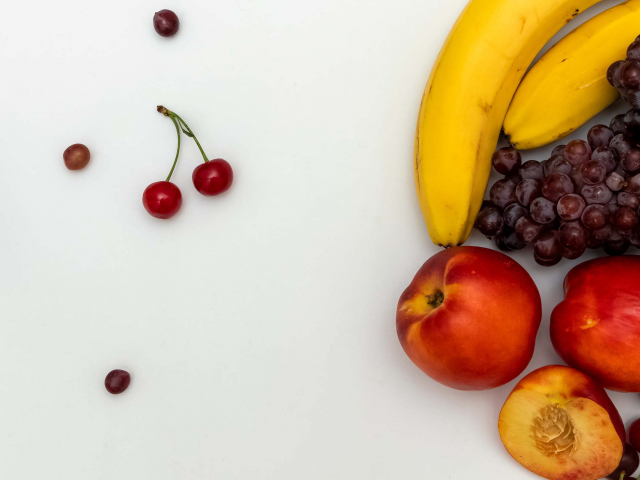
[551,256,640,392]
[396,247,541,390]
[499,365,624,480]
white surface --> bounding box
[1,0,638,478]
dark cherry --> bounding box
[105,369,131,395]
[192,159,234,196]
[153,9,180,37]
[63,143,91,170]
[607,443,639,479]
[143,181,182,219]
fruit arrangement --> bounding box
[404,0,640,478]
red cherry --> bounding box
[142,181,182,219]
[192,159,233,196]
[104,369,130,395]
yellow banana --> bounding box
[505,0,640,150]
[415,0,602,247]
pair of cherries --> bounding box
[143,106,233,219]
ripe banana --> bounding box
[415,0,602,247]
[505,0,640,150]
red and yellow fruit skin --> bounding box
[510,365,625,444]
[551,256,640,392]
[396,246,541,390]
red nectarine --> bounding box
[396,246,541,390]
[551,256,640,392]
[499,365,624,480]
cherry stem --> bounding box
[165,115,181,182]
[157,106,209,163]
[619,472,626,480]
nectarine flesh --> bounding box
[499,365,624,480]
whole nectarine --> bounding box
[499,365,624,480]
[551,256,640,392]
[396,246,541,390]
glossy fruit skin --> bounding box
[153,10,179,37]
[63,144,90,170]
[192,159,233,196]
[629,419,640,453]
[396,247,541,391]
[551,256,640,391]
[105,370,130,395]
[142,181,182,219]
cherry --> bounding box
[63,143,90,170]
[630,419,640,453]
[193,159,233,196]
[105,369,130,395]
[143,181,182,219]
[153,10,179,37]
[157,105,234,198]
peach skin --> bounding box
[396,246,541,390]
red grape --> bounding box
[530,197,557,224]
[476,205,504,237]
[618,191,640,210]
[503,229,527,251]
[63,144,91,170]
[581,204,608,230]
[492,147,522,175]
[558,221,587,251]
[624,109,640,135]
[605,238,631,256]
[605,172,626,191]
[587,124,614,149]
[612,206,639,230]
[534,230,560,260]
[515,179,542,206]
[582,183,613,205]
[556,194,585,221]
[519,160,545,181]
[153,10,180,37]
[546,156,572,175]
[503,203,527,228]
[629,40,640,61]
[564,139,592,166]
[105,369,131,395]
[592,223,613,241]
[580,160,606,185]
[610,134,633,157]
[543,173,574,202]
[591,146,617,173]
[490,179,518,209]
[587,234,605,249]
[621,61,640,91]
[551,145,566,157]
[559,243,586,260]
[534,252,562,266]
[515,215,543,243]
[607,60,625,88]
[625,173,640,193]
[569,165,585,191]
[622,148,640,173]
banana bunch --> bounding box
[505,0,640,150]
[415,0,603,247]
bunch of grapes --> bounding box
[475,38,640,266]
[607,35,640,108]
[475,122,640,266]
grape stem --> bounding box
[157,105,209,164]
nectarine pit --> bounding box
[533,404,578,456]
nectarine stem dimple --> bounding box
[426,291,444,309]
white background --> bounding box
[1,0,637,478]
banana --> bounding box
[415,0,602,247]
[505,0,640,150]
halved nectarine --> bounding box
[499,365,624,480]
